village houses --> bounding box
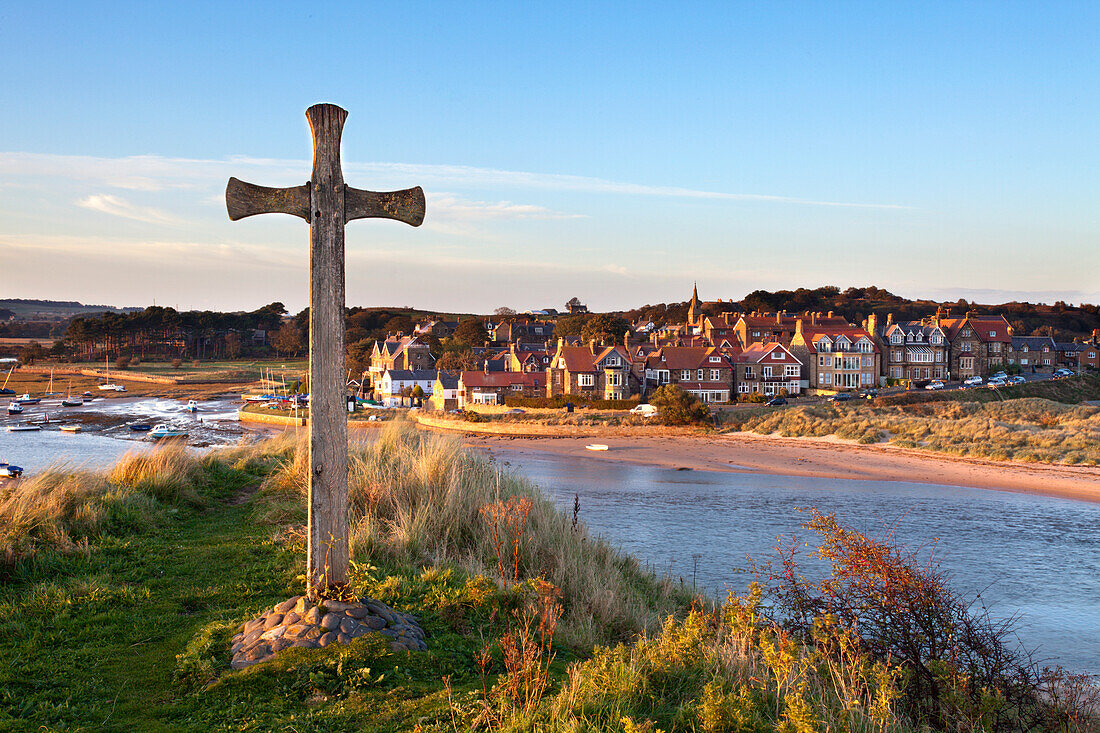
[546,340,631,400]
[733,342,803,397]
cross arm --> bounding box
[345,185,425,227]
[226,177,311,222]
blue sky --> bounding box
[1,2,1097,312]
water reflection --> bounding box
[501,450,1100,673]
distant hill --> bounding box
[0,299,142,320]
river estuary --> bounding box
[2,400,1097,673]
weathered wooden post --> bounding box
[226,104,424,592]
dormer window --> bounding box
[989,331,996,338]
[890,333,902,344]
[709,356,721,362]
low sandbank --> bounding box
[468,431,1100,504]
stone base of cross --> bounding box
[226,104,424,592]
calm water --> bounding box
[498,450,1100,674]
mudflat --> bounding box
[469,431,1100,504]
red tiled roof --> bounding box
[736,342,800,364]
[645,346,731,371]
[801,328,879,354]
[940,316,1011,343]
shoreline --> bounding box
[466,431,1100,505]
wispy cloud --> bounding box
[428,193,585,222]
[0,152,913,210]
[76,194,182,225]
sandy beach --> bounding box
[468,431,1100,504]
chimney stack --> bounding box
[827,310,834,319]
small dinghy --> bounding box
[585,444,610,451]
[129,423,153,432]
[59,424,81,433]
[0,463,24,478]
[8,425,41,432]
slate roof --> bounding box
[460,371,544,389]
[1011,336,1056,350]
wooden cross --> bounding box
[226,103,424,592]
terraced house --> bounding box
[1008,335,1056,372]
[641,346,734,403]
[790,322,881,390]
[868,314,947,382]
[936,311,1012,379]
[733,342,803,397]
[546,340,631,400]
[368,336,435,388]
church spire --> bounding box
[689,282,700,325]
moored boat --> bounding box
[150,424,188,439]
[62,398,84,407]
[187,400,198,412]
[0,463,24,478]
[129,423,153,432]
[6,402,23,415]
[7,425,41,432]
[59,424,81,433]
[585,444,610,451]
[14,394,41,405]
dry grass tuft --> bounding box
[259,421,687,647]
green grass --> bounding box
[2,428,1093,731]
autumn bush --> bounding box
[750,509,1088,732]
[649,384,711,426]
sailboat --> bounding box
[0,365,14,395]
[43,369,62,397]
[62,379,83,407]
[98,355,126,391]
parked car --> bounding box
[829,393,852,402]
[1054,368,1074,378]
[861,389,879,400]
[1008,375,1026,384]
[630,403,659,416]
[964,376,983,386]
[925,381,946,390]
[987,378,1007,387]
[504,408,526,415]
[765,397,787,407]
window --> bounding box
[784,365,799,377]
[818,355,826,367]
[709,356,721,363]
[890,366,902,378]
[607,372,622,386]
[819,372,832,385]
[931,334,942,344]
[605,356,620,366]
[819,340,832,352]
[744,367,754,378]
[697,369,704,380]
[511,383,523,391]
[752,331,760,338]
[772,352,783,359]
[989,330,996,338]
[890,333,902,344]
[578,374,594,387]
[858,339,872,352]
[709,369,721,381]
[763,366,773,377]
[991,343,1001,353]
[738,384,750,393]
[961,342,972,352]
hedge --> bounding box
[503,395,642,410]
